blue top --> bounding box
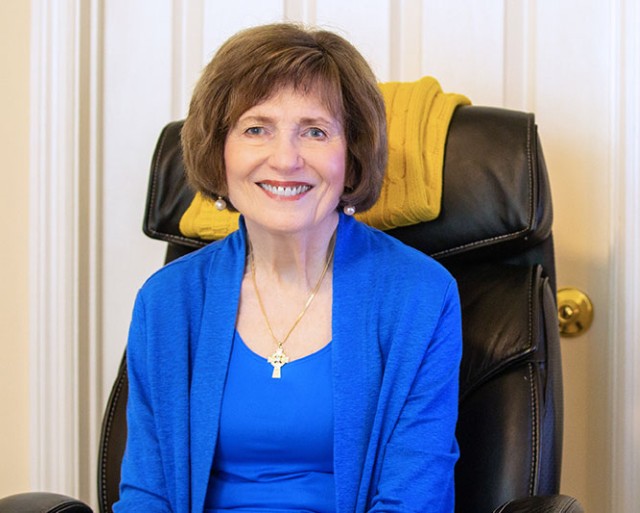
[114,214,462,513]
[204,331,335,512]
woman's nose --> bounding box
[267,133,303,171]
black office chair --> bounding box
[0,105,584,513]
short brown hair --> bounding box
[181,23,387,212]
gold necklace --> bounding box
[249,234,336,378]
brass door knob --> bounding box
[557,288,594,337]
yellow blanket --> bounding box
[179,77,470,240]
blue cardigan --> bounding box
[114,214,462,513]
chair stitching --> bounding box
[526,264,540,496]
[99,369,127,513]
[527,362,539,496]
[560,497,579,512]
[526,115,534,238]
[49,503,92,513]
[492,503,507,513]
[146,127,168,231]
[144,126,204,248]
[431,228,530,258]
[145,124,210,248]
[493,497,578,513]
[146,230,208,248]
[151,210,533,254]
[434,114,537,260]
[527,268,534,369]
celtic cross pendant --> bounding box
[267,346,289,378]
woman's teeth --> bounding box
[259,183,311,197]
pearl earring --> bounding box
[214,197,227,211]
[343,205,356,216]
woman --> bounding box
[115,23,462,513]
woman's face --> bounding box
[224,86,346,238]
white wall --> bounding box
[26,1,640,512]
[0,0,31,498]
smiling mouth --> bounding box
[258,182,312,198]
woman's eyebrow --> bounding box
[237,115,273,125]
[299,116,340,127]
[237,114,342,129]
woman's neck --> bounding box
[244,215,338,290]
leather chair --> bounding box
[0,105,584,513]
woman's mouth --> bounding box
[258,182,312,198]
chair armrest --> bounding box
[0,492,93,513]
[493,494,584,513]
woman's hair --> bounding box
[181,23,387,212]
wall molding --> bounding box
[29,0,103,506]
[609,0,640,512]
[389,0,422,81]
[503,0,536,111]
[284,0,317,24]
[171,0,204,119]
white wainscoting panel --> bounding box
[421,0,505,106]
[284,0,317,24]
[30,0,81,496]
[202,1,285,66]
[316,0,392,80]
[503,0,537,111]
[30,0,104,504]
[387,0,424,81]
[609,1,640,511]
[171,0,205,118]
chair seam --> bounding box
[558,497,571,512]
[431,227,531,258]
[434,114,537,259]
[526,265,541,497]
[99,369,127,513]
[527,362,539,496]
[47,501,92,513]
[560,497,579,512]
[146,127,168,235]
[492,503,507,513]
[145,124,211,248]
[526,115,534,240]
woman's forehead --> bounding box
[241,86,340,120]
[235,77,344,123]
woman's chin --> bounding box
[242,208,339,238]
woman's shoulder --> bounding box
[344,216,455,286]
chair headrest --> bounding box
[143,105,552,260]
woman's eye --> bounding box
[245,126,265,136]
[306,127,327,138]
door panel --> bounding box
[97,2,629,511]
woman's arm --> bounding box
[369,282,462,512]
[113,293,173,513]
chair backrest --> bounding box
[98,105,563,513]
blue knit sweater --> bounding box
[114,214,462,513]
